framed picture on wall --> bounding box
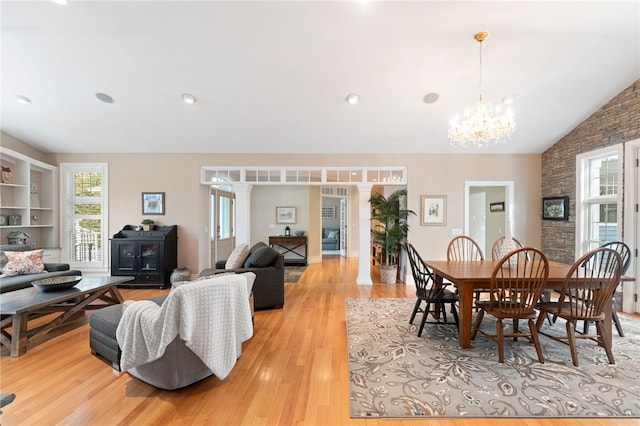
[276,206,297,224]
[542,196,569,220]
[490,202,505,212]
[420,195,446,226]
[142,192,165,215]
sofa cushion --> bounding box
[0,243,35,269]
[244,246,278,268]
[0,249,45,278]
[327,230,339,239]
[225,243,250,269]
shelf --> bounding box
[0,147,58,248]
[0,183,27,188]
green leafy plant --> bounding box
[141,219,155,225]
[369,188,416,266]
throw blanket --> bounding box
[116,274,253,379]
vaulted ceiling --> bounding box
[2,1,639,154]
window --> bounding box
[60,163,108,269]
[576,146,622,255]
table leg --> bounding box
[11,313,28,357]
[457,285,475,349]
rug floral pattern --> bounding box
[346,298,640,418]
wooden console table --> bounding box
[269,236,307,266]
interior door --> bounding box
[210,188,235,266]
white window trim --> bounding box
[623,138,640,313]
[60,163,109,271]
[575,144,623,258]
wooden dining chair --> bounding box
[471,247,549,363]
[491,236,524,261]
[405,242,459,337]
[535,247,622,367]
[447,235,484,262]
[582,241,631,337]
[492,236,554,326]
[447,235,485,309]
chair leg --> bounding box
[528,319,544,363]
[535,311,546,331]
[418,303,430,337]
[496,319,505,363]
[471,310,484,339]
[451,303,459,326]
[409,298,422,324]
[595,321,616,364]
[583,320,591,335]
[440,303,448,324]
[612,306,624,337]
[512,319,519,341]
[566,320,579,367]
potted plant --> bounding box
[141,218,155,231]
[369,188,415,284]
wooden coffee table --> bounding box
[0,275,134,356]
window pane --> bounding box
[219,196,231,239]
[588,155,618,197]
[587,202,617,245]
[73,203,101,215]
[74,172,102,197]
[72,219,102,262]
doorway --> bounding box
[465,181,514,257]
[210,188,235,266]
[322,194,347,258]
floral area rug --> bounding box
[346,297,640,418]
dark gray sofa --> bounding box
[198,241,284,310]
[0,244,82,294]
[322,228,340,250]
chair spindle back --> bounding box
[488,247,549,316]
[447,235,484,261]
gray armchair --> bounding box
[199,242,284,309]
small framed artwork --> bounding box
[142,192,165,215]
[276,206,297,224]
[490,202,505,212]
[420,195,446,226]
[542,196,569,221]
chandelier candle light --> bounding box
[449,32,515,147]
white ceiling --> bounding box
[2,0,639,154]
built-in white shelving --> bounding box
[0,147,58,248]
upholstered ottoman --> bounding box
[89,294,167,371]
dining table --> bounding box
[424,259,633,350]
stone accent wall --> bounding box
[541,80,640,264]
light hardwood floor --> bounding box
[1,256,637,425]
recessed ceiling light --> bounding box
[423,93,439,104]
[95,92,114,103]
[16,95,32,105]
[346,93,360,104]
[181,93,197,104]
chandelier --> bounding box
[448,32,515,147]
